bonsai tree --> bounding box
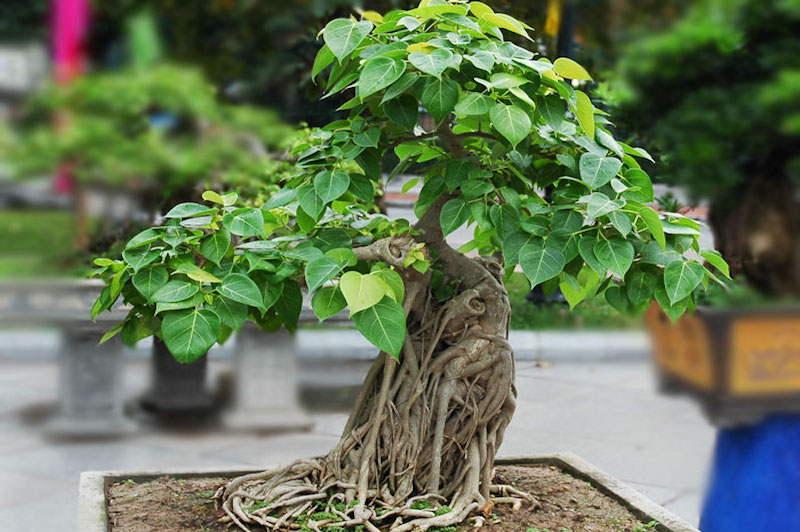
[93,1,726,529]
[611,0,800,296]
[6,64,294,251]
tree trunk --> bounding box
[219,203,525,530]
[709,179,800,296]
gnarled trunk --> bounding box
[220,234,523,531]
[709,179,800,296]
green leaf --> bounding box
[297,184,326,219]
[212,296,248,330]
[125,228,162,249]
[455,92,493,116]
[579,153,622,189]
[629,202,665,249]
[312,286,347,321]
[171,262,222,284]
[122,247,160,272]
[274,281,302,331]
[352,296,406,359]
[663,260,704,305]
[340,271,386,314]
[560,267,600,309]
[152,280,199,303]
[305,256,345,293]
[161,309,220,364]
[322,19,373,62]
[132,265,168,301]
[199,230,231,266]
[264,188,297,210]
[575,90,595,140]
[421,77,460,120]
[701,249,731,279]
[314,228,352,253]
[374,268,405,302]
[608,211,632,237]
[625,267,657,306]
[252,272,283,310]
[539,94,565,131]
[381,72,419,103]
[593,238,634,277]
[520,239,566,287]
[354,129,380,148]
[578,236,606,274]
[155,292,205,315]
[490,103,531,148]
[641,241,681,266]
[585,192,623,219]
[314,170,351,204]
[553,57,593,80]
[359,56,406,98]
[623,169,654,203]
[164,202,216,219]
[99,321,124,345]
[440,197,470,236]
[312,44,335,80]
[219,273,264,309]
[502,231,539,266]
[605,285,629,313]
[655,285,689,322]
[409,49,454,78]
[464,51,494,72]
[385,95,419,129]
[223,208,264,238]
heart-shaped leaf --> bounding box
[162,309,220,364]
[219,273,264,309]
[520,239,565,287]
[132,265,168,301]
[358,56,406,98]
[490,102,531,148]
[305,256,345,293]
[352,296,406,358]
[152,280,199,303]
[322,19,373,62]
[664,260,704,304]
[314,170,351,204]
[593,238,634,277]
[579,153,622,189]
[409,49,454,78]
[312,286,347,321]
[339,271,386,314]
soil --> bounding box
[107,465,653,532]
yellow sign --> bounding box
[646,305,714,390]
[730,318,800,395]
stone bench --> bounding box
[0,280,344,437]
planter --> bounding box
[223,323,313,432]
[646,303,800,426]
[140,337,216,414]
[78,452,697,532]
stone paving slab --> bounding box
[0,359,714,531]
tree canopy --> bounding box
[93,0,726,364]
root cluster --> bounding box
[219,237,525,531]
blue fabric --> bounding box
[700,415,800,531]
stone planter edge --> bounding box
[78,452,697,532]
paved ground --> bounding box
[0,355,715,531]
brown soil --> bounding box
[107,465,653,532]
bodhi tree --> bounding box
[92,1,727,530]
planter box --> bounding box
[646,303,800,426]
[78,452,697,532]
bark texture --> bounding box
[218,198,525,531]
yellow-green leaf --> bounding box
[553,57,593,81]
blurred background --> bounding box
[0,0,798,530]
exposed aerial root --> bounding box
[219,239,521,531]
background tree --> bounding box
[612,0,800,295]
[6,64,296,254]
[92,2,725,530]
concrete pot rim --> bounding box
[78,452,698,532]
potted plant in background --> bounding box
[611,0,800,426]
[90,1,721,529]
